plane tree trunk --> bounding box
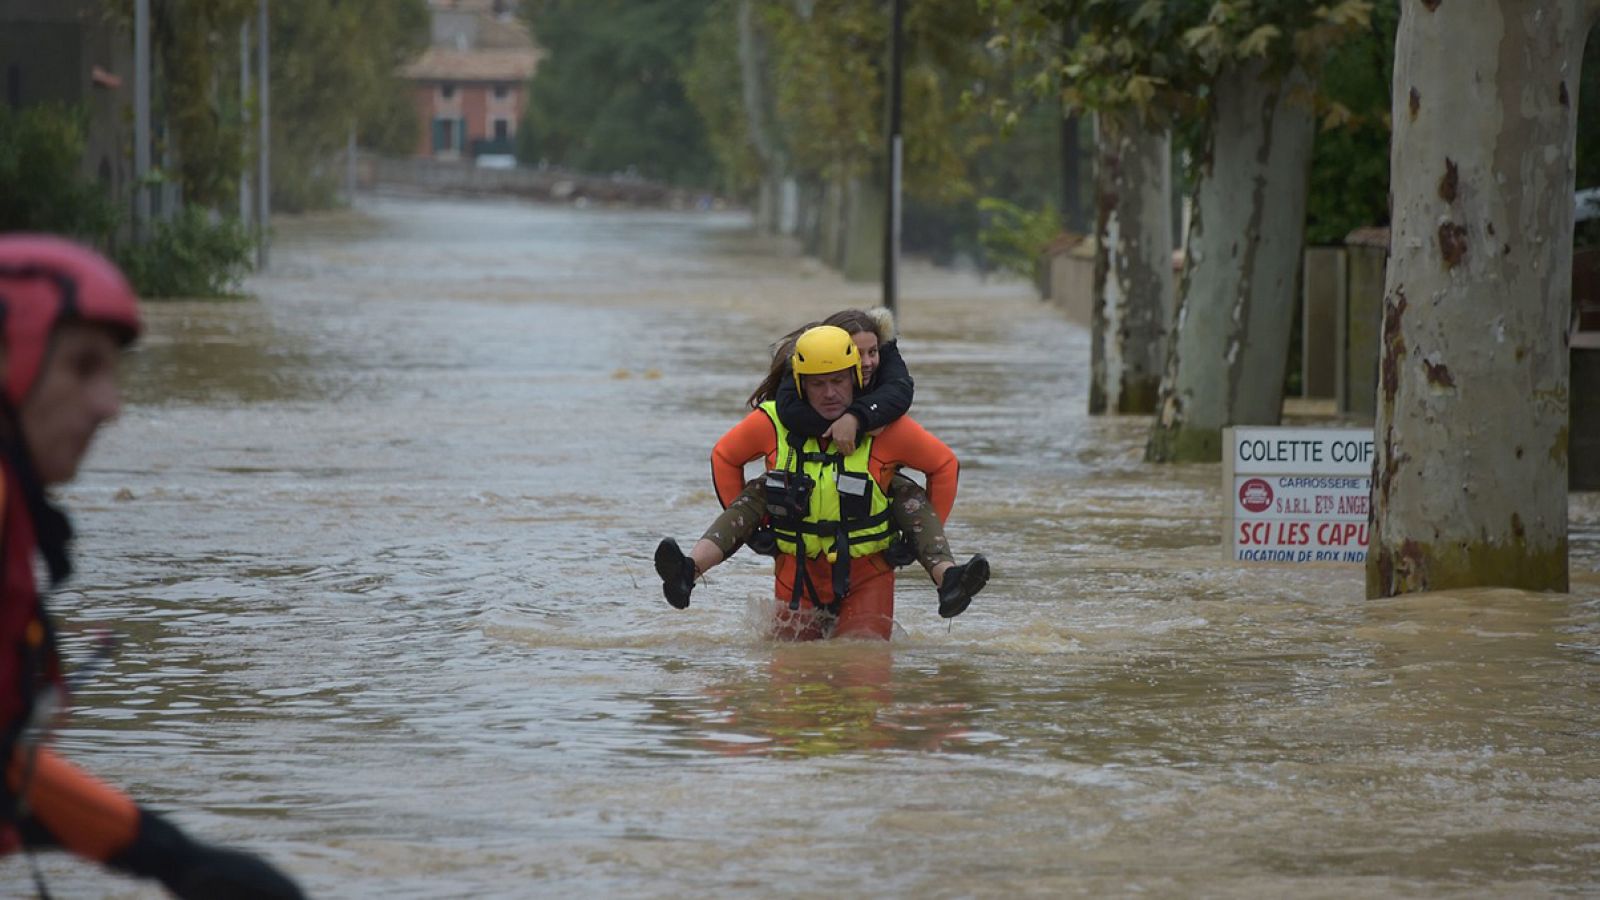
[1089,113,1174,415]
[737,0,787,234]
[1147,59,1315,462]
[1368,0,1600,597]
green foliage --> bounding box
[1304,1,1397,244]
[103,0,427,213]
[1579,22,1600,193]
[898,2,999,204]
[103,0,257,209]
[977,196,1060,281]
[269,0,430,211]
[116,207,254,298]
[155,0,257,209]
[984,1,1382,249]
[682,0,760,197]
[518,0,1052,265]
[762,3,887,186]
[521,0,718,186]
[682,0,1001,203]
[746,0,1012,262]
[913,100,1071,266]
[351,2,432,158]
[983,0,1372,127]
[0,103,118,240]
[759,1,992,202]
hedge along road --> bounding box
[34,195,1600,896]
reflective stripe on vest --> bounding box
[759,401,894,561]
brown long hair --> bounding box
[744,309,880,409]
[746,321,816,409]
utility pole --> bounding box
[1060,113,1084,233]
[346,124,358,203]
[240,20,252,225]
[1059,21,1086,234]
[133,0,150,242]
[880,0,904,315]
[257,0,270,269]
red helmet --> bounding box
[0,235,141,406]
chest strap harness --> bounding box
[764,433,892,625]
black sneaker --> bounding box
[654,538,696,609]
[937,554,989,619]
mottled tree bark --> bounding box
[796,176,823,255]
[1146,60,1315,462]
[1368,0,1598,597]
[737,0,787,234]
[1089,113,1174,415]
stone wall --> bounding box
[367,157,700,208]
[1043,237,1094,328]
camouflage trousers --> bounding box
[699,474,954,580]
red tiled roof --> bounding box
[402,47,539,82]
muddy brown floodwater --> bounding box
[24,196,1600,897]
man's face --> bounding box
[801,368,855,420]
[19,321,123,485]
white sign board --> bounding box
[1223,426,1374,564]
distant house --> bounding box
[401,0,539,162]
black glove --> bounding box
[746,526,779,558]
[110,809,306,900]
[883,534,917,568]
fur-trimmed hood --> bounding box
[865,306,897,344]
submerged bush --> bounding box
[977,197,1061,287]
[117,208,255,298]
[0,103,119,241]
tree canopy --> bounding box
[267,0,430,211]
[519,0,719,186]
[0,103,119,238]
[103,0,427,213]
[1580,21,1600,193]
[1303,1,1398,244]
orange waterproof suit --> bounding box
[710,410,958,639]
[0,465,141,862]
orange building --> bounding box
[402,1,538,161]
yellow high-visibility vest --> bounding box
[760,401,895,562]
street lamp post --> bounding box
[257,0,271,270]
[240,20,252,225]
[133,0,150,242]
[881,0,904,316]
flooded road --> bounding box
[28,196,1600,897]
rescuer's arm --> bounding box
[873,417,958,523]
[709,410,778,508]
[774,370,832,438]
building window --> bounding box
[440,82,455,100]
[493,119,509,142]
[432,117,456,153]
[493,83,510,100]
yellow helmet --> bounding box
[791,324,862,393]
